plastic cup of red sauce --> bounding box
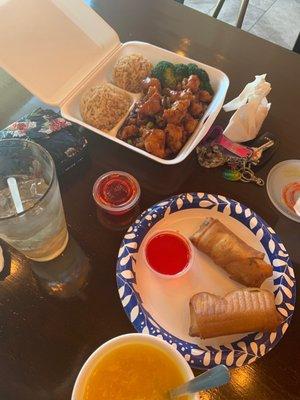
[93,171,140,216]
[143,230,194,279]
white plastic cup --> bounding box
[72,333,198,400]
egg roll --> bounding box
[190,218,273,287]
[189,289,284,338]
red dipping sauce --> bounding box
[145,231,193,277]
[93,171,140,215]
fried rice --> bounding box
[80,83,132,132]
[113,54,153,93]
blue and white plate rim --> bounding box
[116,192,296,369]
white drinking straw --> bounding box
[7,177,24,214]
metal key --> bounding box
[240,168,265,186]
[251,138,274,163]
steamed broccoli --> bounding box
[202,80,214,95]
[196,68,210,84]
[187,64,209,82]
[151,60,213,92]
[187,63,199,76]
[174,63,189,81]
[163,67,177,89]
[187,63,213,94]
[151,61,173,80]
[151,61,177,88]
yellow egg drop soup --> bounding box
[83,342,189,400]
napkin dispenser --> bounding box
[0,0,229,165]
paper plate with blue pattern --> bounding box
[116,193,295,369]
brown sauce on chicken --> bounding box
[117,75,213,159]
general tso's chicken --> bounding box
[134,126,150,149]
[135,137,146,149]
[183,75,200,93]
[155,113,167,129]
[162,96,171,109]
[118,69,214,160]
[164,89,194,103]
[165,123,184,153]
[198,90,213,103]
[138,92,162,117]
[140,126,151,138]
[179,89,195,102]
[162,88,180,102]
[190,100,204,118]
[163,99,190,124]
[145,85,157,99]
[184,113,198,134]
[127,116,138,126]
[162,87,171,96]
[142,77,162,93]
[144,129,166,158]
[119,124,138,140]
[168,90,180,102]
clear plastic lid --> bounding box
[0,0,120,105]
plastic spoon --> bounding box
[168,365,230,399]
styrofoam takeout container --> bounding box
[0,0,229,165]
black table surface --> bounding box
[0,0,299,399]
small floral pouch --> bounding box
[0,108,88,175]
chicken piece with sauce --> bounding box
[144,85,160,100]
[183,75,200,93]
[142,77,161,93]
[190,100,204,118]
[138,91,162,117]
[118,124,138,140]
[198,90,213,103]
[163,99,190,124]
[144,128,166,158]
[180,89,195,102]
[165,123,184,153]
[162,88,194,103]
[184,113,198,134]
[164,89,179,102]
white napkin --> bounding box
[223,74,271,142]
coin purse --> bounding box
[0,108,88,175]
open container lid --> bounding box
[0,0,120,105]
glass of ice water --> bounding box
[0,139,68,261]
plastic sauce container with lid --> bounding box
[93,171,140,216]
[143,230,194,279]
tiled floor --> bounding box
[184,0,300,50]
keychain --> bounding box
[197,127,276,186]
[240,168,264,186]
[224,158,265,186]
[250,139,274,164]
